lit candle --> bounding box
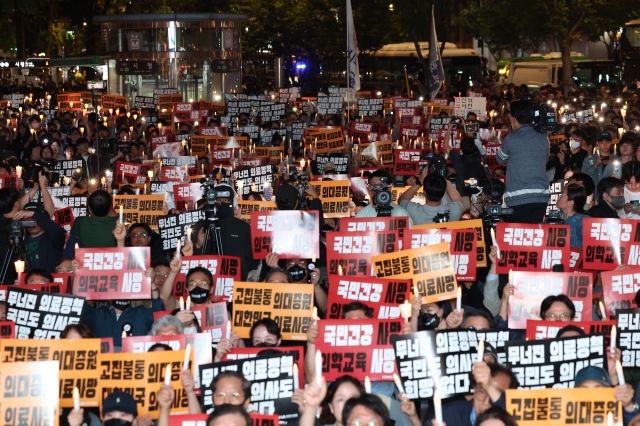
[312,307,318,324]
[122,330,127,338]
[186,296,191,311]
[226,322,231,340]
[182,343,191,370]
[433,389,443,425]
[611,325,617,356]
[148,171,153,179]
[176,238,181,259]
[400,300,412,322]
[414,284,420,298]
[338,264,343,276]
[14,260,25,275]
[15,166,22,177]
[616,360,625,385]
[477,339,484,363]
[509,269,513,285]
[315,350,323,386]
[490,228,500,259]
[293,363,299,389]
[600,301,608,320]
[143,184,146,194]
[73,387,80,410]
[179,296,184,311]
[456,286,462,312]
[164,364,172,386]
[119,205,123,224]
[75,243,79,249]
[300,159,306,169]
[364,376,371,393]
[393,373,405,394]
[607,412,613,426]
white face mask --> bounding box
[570,138,581,149]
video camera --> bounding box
[370,182,392,217]
[293,172,309,210]
[22,160,59,187]
[546,210,565,225]
[199,175,233,221]
[433,212,450,223]
[482,187,514,232]
[428,154,448,177]
[522,94,556,133]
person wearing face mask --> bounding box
[621,161,640,220]
[160,261,216,312]
[249,318,282,347]
[68,390,154,426]
[587,177,624,218]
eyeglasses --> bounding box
[131,233,148,238]
[351,421,380,426]
[545,313,571,321]
[187,280,210,288]
[155,272,169,279]
[214,391,242,399]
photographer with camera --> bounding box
[399,167,464,224]
[355,170,412,221]
[496,100,551,224]
[443,119,488,197]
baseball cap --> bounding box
[275,184,299,210]
[323,161,336,173]
[574,365,611,387]
[596,131,613,142]
[102,391,138,417]
[483,342,499,363]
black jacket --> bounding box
[587,202,619,219]
[24,211,67,273]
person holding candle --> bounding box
[67,390,151,426]
[124,222,167,267]
[583,131,620,199]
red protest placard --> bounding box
[0,175,19,189]
[525,320,615,341]
[54,207,75,231]
[172,255,241,302]
[601,267,640,317]
[115,161,149,185]
[582,218,640,271]
[396,106,424,127]
[250,414,280,426]
[2,274,73,301]
[19,272,74,289]
[315,319,401,381]
[393,149,429,176]
[173,183,203,211]
[340,217,410,240]
[100,337,114,353]
[74,247,152,300]
[495,223,571,274]
[404,228,477,281]
[162,166,189,182]
[484,144,501,169]
[0,321,15,338]
[508,271,593,329]
[250,211,319,259]
[200,126,228,136]
[326,230,399,277]
[168,414,208,426]
[326,276,411,320]
[211,149,233,163]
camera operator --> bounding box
[355,170,412,222]
[443,120,488,197]
[74,138,100,180]
[496,100,551,224]
[187,184,258,281]
[13,203,66,274]
[398,167,464,224]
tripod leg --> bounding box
[0,243,17,284]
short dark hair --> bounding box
[483,178,505,200]
[207,404,252,426]
[320,376,365,424]
[423,174,447,202]
[265,267,292,283]
[622,161,640,184]
[209,371,251,403]
[61,323,95,338]
[564,183,587,214]
[368,170,392,185]
[342,394,391,426]
[540,294,576,320]
[474,406,519,426]
[249,318,281,344]
[461,307,492,329]
[25,268,53,283]
[597,177,623,200]
[88,190,112,217]
[341,301,373,319]
[471,363,519,390]
[148,343,173,352]
[571,129,587,141]
[0,187,20,215]
[556,324,586,339]
[510,100,534,125]
[128,223,152,243]
[185,266,213,286]
[568,172,595,197]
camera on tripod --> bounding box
[11,220,35,235]
[429,154,447,177]
[522,95,556,133]
[293,172,309,210]
[200,175,233,221]
[370,182,392,216]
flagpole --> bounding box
[346,0,350,124]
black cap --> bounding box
[275,184,298,210]
[102,391,138,417]
[597,131,612,142]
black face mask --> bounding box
[216,202,234,219]
[288,264,307,282]
[188,286,210,304]
[104,418,133,426]
[419,312,440,330]
[112,300,131,311]
[240,119,249,126]
[255,342,277,348]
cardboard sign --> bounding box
[237,200,277,221]
[315,319,401,381]
[53,206,75,231]
[326,230,400,277]
[525,320,615,341]
[0,338,101,407]
[506,388,621,425]
[340,216,409,240]
[0,282,70,302]
[359,140,393,164]
[172,255,242,302]
[233,166,273,196]
[454,97,486,120]
[615,309,640,368]
[372,243,458,304]
[232,281,314,340]
[308,180,350,218]
[316,154,349,174]
[547,178,569,216]
[6,287,84,339]
[168,414,208,426]
[393,149,429,176]
[357,98,383,116]
[0,175,19,190]
[0,361,59,426]
[220,346,304,368]
[210,135,249,150]
[496,223,571,273]
[508,271,593,329]
[404,228,477,281]
[484,144,501,169]
[153,303,229,343]
[158,209,207,250]
[74,247,151,300]
[582,218,639,270]
[602,268,640,318]
[254,146,285,166]
[53,195,88,218]
[414,219,487,268]
[173,183,203,211]
[0,320,15,338]
[121,333,212,389]
[505,334,606,388]
[113,194,164,229]
[250,211,320,259]
[326,276,411,320]
[199,353,298,417]
[316,95,344,116]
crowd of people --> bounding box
[2,79,640,426]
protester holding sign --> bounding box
[66,190,119,253]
